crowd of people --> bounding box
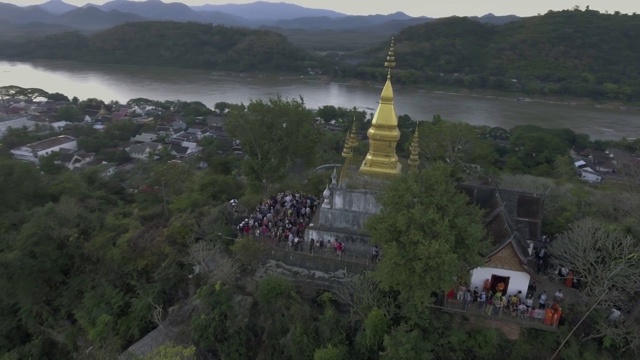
[236,191,318,243]
[235,192,349,257]
[449,280,565,327]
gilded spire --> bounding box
[97,104,109,117]
[349,121,358,149]
[341,128,353,158]
[359,37,402,177]
[408,126,420,172]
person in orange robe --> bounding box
[544,308,554,325]
[565,271,574,288]
[553,308,562,327]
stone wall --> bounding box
[265,246,373,275]
[308,186,382,257]
[331,187,382,215]
[317,207,374,233]
[306,227,372,258]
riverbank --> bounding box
[335,76,640,112]
[2,59,638,140]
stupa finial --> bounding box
[408,125,420,172]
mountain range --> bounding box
[0,0,520,35]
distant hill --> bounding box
[98,0,201,21]
[351,10,640,101]
[191,1,346,20]
[0,21,73,40]
[0,21,321,73]
[55,6,147,30]
[38,0,77,14]
[0,2,54,24]
[274,11,413,30]
[470,13,520,25]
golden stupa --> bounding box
[359,38,402,176]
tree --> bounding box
[142,343,196,360]
[549,219,640,308]
[316,105,338,122]
[55,105,82,122]
[45,93,70,102]
[419,120,496,170]
[225,95,321,193]
[549,219,640,353]
[366,163,489,311]
[314,345,347,360]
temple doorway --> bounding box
[490,274,510,295]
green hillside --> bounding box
[0,21,321,72]
[348,9,640,101]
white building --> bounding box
[574,160,602,183]
[127,142,164,160]
[459,184,542,299]
[10,135,78,164]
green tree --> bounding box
[191,284,249,359]
[366,163,489,312]
[55,105,82,122]
[314,345,347,360]
[316,105,338,122]
[142,343,196,360]
[419,120,496,170]
[45,92,70,102]
[38,153,66,175]
[226,96,321,193]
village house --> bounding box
[156,126,173,137]
[574,160,602,183]
[458,183,543,298]
[130,133,158,143]
[56,149,95,170]
[10,135,78,164]
[127,142,164,160]
[0,115,37,137]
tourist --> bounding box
[478,291,487,310]
[554,289,564,303]
[463,290,472,311]
[309,238,315,254]
[539,291,548,310]
[336,242,344,259]
[525,295,534,310]
[456,284,467,302]
[473,287,479,303]
[371,245,380,263]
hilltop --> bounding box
[0,21,320,72]
[350,9,640,101]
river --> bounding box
[1,60,638,140]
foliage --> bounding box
[0,22,321,73]
[226,95,322,193]
[45,92,70,102]
[419,118,497,169]
[314,345,347,360]
[230,237,269,275]
[549,219,640,309]
[55,104,82,122]
[142,343,196,360]
[191,284,249,359]
[351,10,640,100]
[367,163,489,311]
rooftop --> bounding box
[18,135,76,153]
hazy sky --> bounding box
[9,0,640,17]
